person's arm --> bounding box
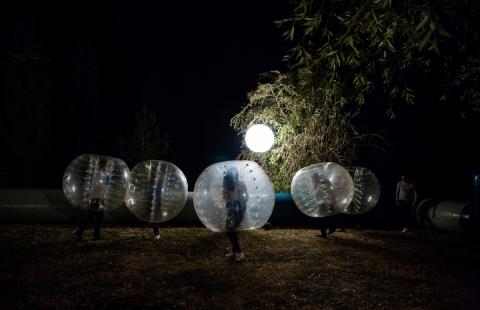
[413,184,418,206]
[396,182,400,206]
[235,182,248,208]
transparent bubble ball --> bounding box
[291,162,354,217]
[63,154,130,211]
[125,160,188,223]
[345,166,380,214]
[193,160,275,232]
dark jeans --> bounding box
[227,231,241,253]
[77,211,104,240]
[152,223,160,236]
[398,200,413,228]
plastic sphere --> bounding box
[291,162,354,217]
[125,160,188,223]
[193,160,275,232]
[245,124,274,153]
[345,166,380,214]
[63,154,130,211]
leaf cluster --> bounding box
[231,72,357,191]
[230,0,480,190]
[276,0,452,118]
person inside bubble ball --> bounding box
[150,175,163,240]
[223,166,248,261]
[311,172,336,238]
[77,159,114,241]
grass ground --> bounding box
[0,225,479,309]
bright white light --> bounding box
[245,124,274,153]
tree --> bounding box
[230,0,480,191]
[231,72,359,191]
[116,105,170,166]
[276,0,479,118]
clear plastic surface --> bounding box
[345,166,380,214]
[63,154,130,211]
[193,160,275,232]
[125,160,188,223]
[291,162,354,217]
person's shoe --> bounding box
[224,251,234,258]
[154,234,161,240]
[234,252,245,262]
[402,228,408,233]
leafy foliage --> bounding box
[231,72,357,191]
[277,0,480,118]
[454,58,480,116]
[276,0,450,119]
[231,0,480,190]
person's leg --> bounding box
[231,231,245,261]
[227,231,241,253]
[76,221,86,241]
[226,231,244,261]
[337,214,346,232]
[400,201,410,231]
[93,211,104,240]
[77,211,93,241]
[153,224,160,239]
[328,215,337,234]
[319,219,328,238]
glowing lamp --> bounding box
[245,124,274,153]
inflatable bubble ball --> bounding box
[63,154,130,211]
[345,166,380,214]
[291,162,354,217]
[193,160,275,232]
[125,160,188,223]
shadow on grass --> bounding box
[329,230,480,288]
[1,225,479,309]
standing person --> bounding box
[77,160,114,241]
[312,173,336,238]
[396,175,418,232]
[223,167,248,261]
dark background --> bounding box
[1,0,479,204]
[0,0,289,189]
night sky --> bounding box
[1,0,480,201]
[1,0,289,189]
